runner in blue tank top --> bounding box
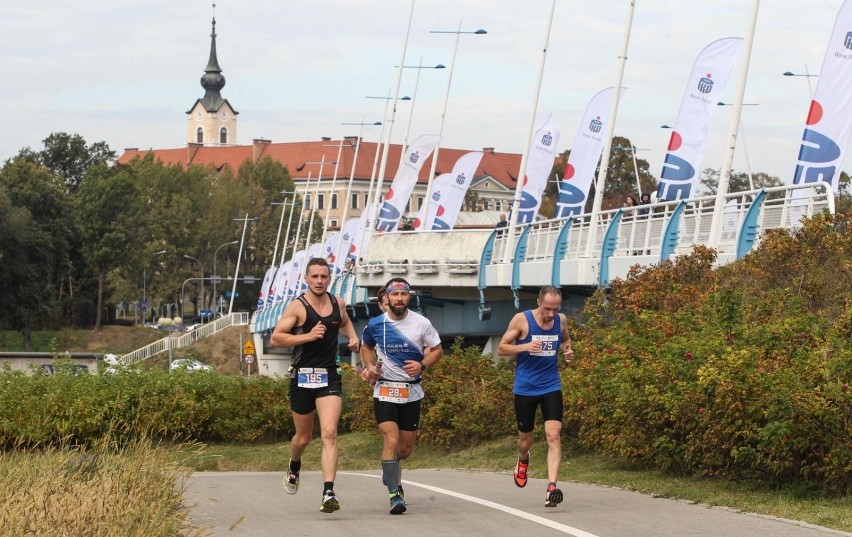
[498,286,574,508]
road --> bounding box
[184,469,851,537]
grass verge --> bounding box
[1,437,206,537]
[182,432,852,533]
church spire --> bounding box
[199,4,225,111]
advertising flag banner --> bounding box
[656,37,743,201]
[338,217,361,263]
[273,261,292,303]
[376,134,440,232]
[792,0,852,192]
[257,266,278,311]
[555,87,623,218]
[284,250,306,299]
[322,232,340,273]
[517,115,560,223]
[414,151,483,230]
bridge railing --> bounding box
[120,312,250,365]
[489,183,834,268]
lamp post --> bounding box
[717,101,759,190]
[337,118,381,269]
[421,23,487,225]
[783,67,818,100]
[182,255,202,320]
[506,0,559,263]
[270,191,297,267]
[397,58,446,156]
[213,240,238,316]
[613,144,649,197]
[229,214,258,315]
[142,249,167,324]
[363,94,411,238]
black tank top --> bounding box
[292,292,342,369]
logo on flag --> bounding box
[698,74,714,93]
[456,173,466,185]
[410,151,420,164]
[589,118,602,133]
[432,190,441,201]
[343,232,349,240]
[542,132,553,146]
[845,31,852,49]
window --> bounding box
[364,193,369,207]
[305,194,311,209]
[496,200,503,211]
[219,127,227,144]
[330,219,338,228]
[318,194,325,210]
[196,127,203,143]
[331,193,338,210]
[417,196,424,210]
[351,193,359,209]
[405,200,410,212]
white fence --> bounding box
[120,312,250,365]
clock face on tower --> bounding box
[195,110,204,121]
[220,111,229,120]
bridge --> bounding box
[244,183,834,376]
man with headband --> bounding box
[270,257,360,514]
[361,277,443,514]
[498,286,574,508]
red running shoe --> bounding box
[513,453,529,488]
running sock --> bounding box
[289,459,301,473]
[381,459,401,493]
[324,481,334,494]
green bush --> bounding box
[564,212,852,496]
[0,367,293,446]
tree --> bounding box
[17,133,116,194]
[76,164,145,331]
[0,159,74,347]
[699,168,783,196]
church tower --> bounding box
[186,9,238,145]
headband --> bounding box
[386,281,410,293]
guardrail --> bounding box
[121,312,250,365]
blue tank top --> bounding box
[513,310,562,396]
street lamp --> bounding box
[182,255,202,320]
[363,94,412,239]
[337,118,382,268]
[397,59,446,155]
[783,68,818,99]
[142,250,167,324]
[229,214,258,315]
[213,240,238,316]
[421,24,487,226]
[717,101,759,190]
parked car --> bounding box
[170,358,212,372]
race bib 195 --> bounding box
[297,368,329,388]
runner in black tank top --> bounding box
[269,258,360,515]
[292,292,341,369]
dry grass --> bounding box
[0,437,207,537]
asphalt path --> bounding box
[184,469,851,537]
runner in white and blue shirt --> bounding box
[361,278,442,515]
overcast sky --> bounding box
[0,1,844,184]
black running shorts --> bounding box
[289,374,343,415]
[374,398,422,431]
[513,390,563,433]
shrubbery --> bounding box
[0,367,292,445]
[564,212,851,496]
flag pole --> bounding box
[503,0,557,263]
[584,0,636,257]
[709,0,760,248]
